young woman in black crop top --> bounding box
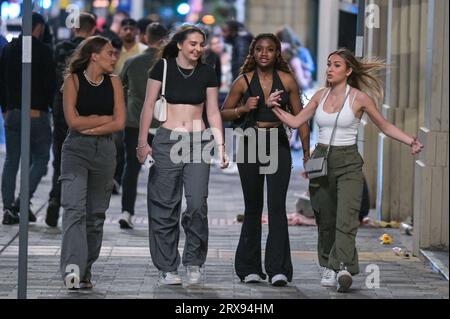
[221,33,310,286]
[59,36,126,289]
[137,25,228,285]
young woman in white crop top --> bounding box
[272,48,423,293]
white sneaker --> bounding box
[244,274,264,283]
[186,266,202,285]
[271,274,288,287]
[119,211,134,229]
[64,272,80,290]
[336,269,352,292]
[321,268,337,287]
[158,271,182,285]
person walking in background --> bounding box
[114,18,147,74]
[221,20,253,81]
[112,18,147,195]
[0,12,56,225]
[59,36,125,289]
[46,12,97,227]
[137,18,153,45]
[137,25,228,286]
[271,48,423,292]
[118,22,168,229]
[221,33,310,287]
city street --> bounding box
[0,150,448,299]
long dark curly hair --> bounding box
[240,33,292,75]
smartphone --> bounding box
[143,154,155,169]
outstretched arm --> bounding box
[271,88,324,128]
[361,93,423,155]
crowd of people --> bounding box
[0,11,423,293]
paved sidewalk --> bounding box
[0,150,448,299]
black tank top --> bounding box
[243,70,289,122]
[76,71,114,116]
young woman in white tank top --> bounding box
[271,48,423,293]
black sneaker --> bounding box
[12,200,36,222]
[45,198,60,227]
[2,208,20,225]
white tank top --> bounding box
[315,85,360,146]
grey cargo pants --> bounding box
[147,127,212,272]
[59,131,116,281]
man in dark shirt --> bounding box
[45,12,96,227]
[117,22,167,229]
[221,21,253,81]
[0,12,56,225]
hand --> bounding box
[300,171,309,180]
[267,89,284,108]
[80,128,95,135]
[137,144,152,164]
[410,137,424,155]
[242,96,259,112]
[218,145,229,169]
[301,157,310,180]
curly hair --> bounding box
[240,33,292,75]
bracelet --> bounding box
[136,143,148,150]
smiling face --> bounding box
[253,38,279,69]
[92,42,117,73]
[327,54,352,85]
[177,31,205,62]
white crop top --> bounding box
[315,85,361,146]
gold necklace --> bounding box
[83,70,104,86]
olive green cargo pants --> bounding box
[309,144,364,275]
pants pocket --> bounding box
[59,173,77,209]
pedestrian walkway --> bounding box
[0,150,448,299]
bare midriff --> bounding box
[161,102,206,132]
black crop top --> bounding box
[76,71,114,116]
[149,58,218,105]
[243,70,289,122]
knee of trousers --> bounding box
[59,174,86,212]
[185,195,208,215]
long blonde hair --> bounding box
[328,48,386,107]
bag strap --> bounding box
[161,58,167,97]
[243,73,253,96]
[325,85,351,157]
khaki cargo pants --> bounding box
[309,144,364,275]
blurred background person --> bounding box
[118,22,168,229]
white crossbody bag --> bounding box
[153,58,167,122]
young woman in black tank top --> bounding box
[221,34,310,286]
[59,36,126,289]
[137,25,228,286]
